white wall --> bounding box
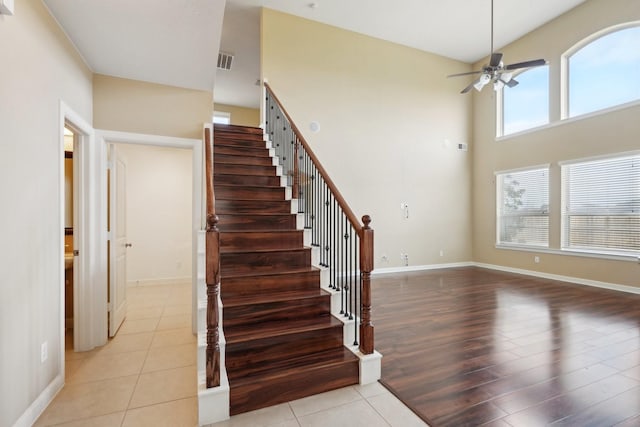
[117,144,193,285]
[0,1,93,426]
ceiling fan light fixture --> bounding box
[446,0,546,95]
[474,74,490,91]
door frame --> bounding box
[59,101,100,360]
[96,130,203,339]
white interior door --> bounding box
[109,144,128,337]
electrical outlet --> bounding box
[534,256,540,264]
[400,253,409,266]
[41,341,48,363]
[439,249,444,257]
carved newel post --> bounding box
[359,215,374,354]
[205,213,221,388]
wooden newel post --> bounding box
[359,215,374,355]
[205,213,221,388]
[292,140,300,200]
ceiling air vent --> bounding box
[217,52,234,70]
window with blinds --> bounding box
[496,167,549,247]
[561,154,640,255]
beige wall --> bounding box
[116,144,192,285]
[0,1,93,425]
[93,74,212,139]
[215,103,260,127]
[472,0,640,287]
[262,9,473,268]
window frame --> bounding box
[561,21,640,120]
[560,151,640,257]
[495,165,551,249]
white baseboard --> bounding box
[474,262,640,295]
[372,262,474,276]
[13,374,63,427]
[127,276,191,287]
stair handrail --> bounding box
[204,126,221,387]
[264,82,374,354]
[264,83,361,232]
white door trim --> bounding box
[59,101,103,359]
[95,130,203,336]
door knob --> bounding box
[125,243,133,248]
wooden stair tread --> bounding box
[214,145,269,154]
[223,288,329,308]
[221,265,319,279]
[219,212,295,217]
[215,196,288,202]
[225,315,342,344]
[220,229,300,235]
[214,183,283,190]
[227,347,358,384]
[212,164,277,177]
[214,140,265,147]
[214,123,263,132]
[221,247,309,255]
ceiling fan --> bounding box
[448,0,547,94]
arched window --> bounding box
[567,25,640,118]
[501,65,549,136]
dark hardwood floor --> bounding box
[373,267,640,426]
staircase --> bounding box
[213,123,360,415]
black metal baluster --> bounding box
[298,140,304,210]
[323,185,330,268]
[354,234,359,346]
[320,180,326,266]
[331,196,337,290]
[316,166,321,248]
[348,225,353,320]
[343,213,349,319]
[306,150,310,223]
[339,209,344,315]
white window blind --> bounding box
[497,167,549,246]
[562,154,640,255]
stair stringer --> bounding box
[295,204,382,386]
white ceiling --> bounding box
[43,0,586,109]
[43,0,226,92]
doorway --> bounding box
[63,125,76,351]
[59,102,97,367]
[106,143,195,338]
[97,130,203,340]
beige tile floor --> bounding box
[35,282,428,427]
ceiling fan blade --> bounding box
[489,52,503,67]
[504,58,547,70]
[505,78,519,88]
[447,70,483,78]
[461,79,480,94]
